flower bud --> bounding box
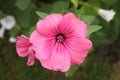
[98,9,116,22]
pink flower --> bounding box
[30,13,92,72]
[16,35,35,66]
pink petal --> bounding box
[16,35,31,57]
[59,13,88,38]
[39,59,52,70]
[27,50,35,66]
[37,14,63,37]
[40,43,70,72]
[30,31,55,60]
[65,37,92,64]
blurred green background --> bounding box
[0,0,120,80]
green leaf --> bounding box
[15,0,31,10]
[53,1,69,12]
[79,0,101,15]
[71,0,78,8]
[88,25,102,36]
[79,6,96,15]
[15,4,38,28]
[82,15,95,25]
[9,24,21,37]
[28,26,35,35]
[36,11,48,19]
[76,14,99,25]
[65,65,79,77]
[38,3,53,13]
[102,0,118,6]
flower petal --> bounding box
[16,35,31,57]
[59,13,87,38]
[30,31,55,60]
[41,43,70,72]
[65,37,92,64]
[39,59,52,70]
[27,50,35,66]
[37,14,63,37]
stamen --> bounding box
[56,34,65,42]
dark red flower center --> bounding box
[56,34,65,42]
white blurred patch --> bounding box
[0,15,16,38]
[0,15,16,30]
[9,36,16,43]
[0,27,5,38]
[98,9,116,22]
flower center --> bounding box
[56,34,65,42]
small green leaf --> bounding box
[36,11,48,19]
[9,24,21,37]
[28,26,35,35]
[15,0,31,10]
[88,25,102,36]
[53,1,69,12]
[82,15,95,25]
[16,5,37,28]
[71,0,78,8]
[39,3,53,13]
[65,65,79,77]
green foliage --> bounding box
[71,0,79,8]
[36,11,48,19]
[81,15,96,25]
[38,3,53,13]
[88,25,102,37]
[0,9,3,17]
[9,24,21,37]
[102,0,118,6]
[52,0,69,12]
[15,0,31,10]
[82,57,109,80]
[65,65,79,77]
[15,4,37,28]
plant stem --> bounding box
[79,1,99,12]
